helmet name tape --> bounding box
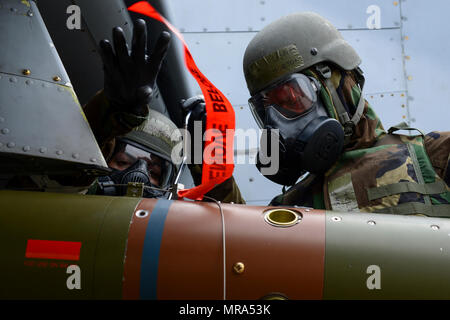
[245,44,305,93]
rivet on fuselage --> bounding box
[135,210,149,218]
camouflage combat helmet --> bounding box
[243,12,361,95]
[117,109,183,189]
[122,109,182,165]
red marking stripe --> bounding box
[25,240,81,261]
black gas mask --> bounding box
[97,141,168,198]
[249,73,344,186]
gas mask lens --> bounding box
[108,142,167,187]
[249,73,319,127]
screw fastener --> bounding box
[233,262,245,274]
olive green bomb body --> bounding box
[0,190,139,299]
[323,212,450,299]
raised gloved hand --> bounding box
[99,19,171,117]
[180,95,206,166]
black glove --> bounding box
[99,19,171,116]
[180,95,206,165]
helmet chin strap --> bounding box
[315,65,366,145]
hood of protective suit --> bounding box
[304,65,386,151]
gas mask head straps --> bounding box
[315,64,366,145]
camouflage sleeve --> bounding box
[82,90,149,161]
[424,131,450,185]
[188,164,246,204]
